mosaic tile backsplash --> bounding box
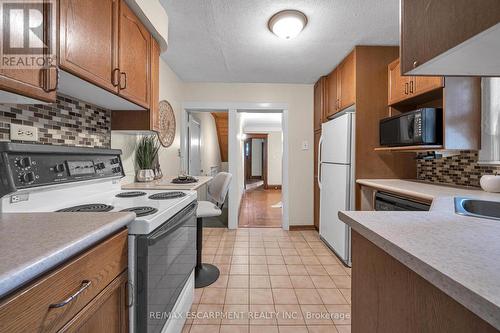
[0,94,111,148]
[417,151,500,187]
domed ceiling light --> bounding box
[268,10,308,40]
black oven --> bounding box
[379,108,442,146]
[135,201,197,333]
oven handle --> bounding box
[147,201,197,245]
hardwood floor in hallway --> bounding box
[239,185,282,228]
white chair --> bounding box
[195,172,232,288]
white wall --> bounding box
[267,132,283,186]
[183,83,313,226]
[228,111,245,228]
[112,57,184,178]
[251,139,263,177]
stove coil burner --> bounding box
[148,191,187,200]
[115,191,147,198]
[57,204,114,212]
[120,206,158,217]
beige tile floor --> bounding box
[182,228,351,333]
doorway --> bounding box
[188,115,201,176]
[244,134,268,190]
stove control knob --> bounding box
[54,164,65,173]
[16,157,32,168]
[95,162,106,170]
[20,172,36,183]
[110,157,120,165]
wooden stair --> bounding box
[211,112,228,162]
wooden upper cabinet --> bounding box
[59,0,119,93]
[400,0,500,76]
[314,76,327,131]
[388,59,412,105]
[118,0,151,108]
[326,69,338,118]
[0,2,56,102]
[338,51,356,111]
[388,58,443,106]
[414,76,444,96]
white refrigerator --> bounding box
[318,109,355,267]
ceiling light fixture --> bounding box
[268,10,307,40]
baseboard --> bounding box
[289,225,317,231]
[265,184,282,190]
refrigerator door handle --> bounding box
[317,135,323,190]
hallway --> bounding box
[239,184,282,228]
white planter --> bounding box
[136,169,155,182]
[480,175,500,192]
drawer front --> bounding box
[0,229,128,333]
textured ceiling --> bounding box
[159,0,400,84]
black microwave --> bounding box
[379,108,442,146]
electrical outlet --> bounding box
[10,124,38,142]
[301,140,309,150]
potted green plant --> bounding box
[136,135,160,182]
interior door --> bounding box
[59,0,119,92]
[188,117,202,176]
[319,163,350,263]
[118,0,150,108]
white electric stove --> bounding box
[0,143,197,333]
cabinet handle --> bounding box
[405,82,409,95]
[49,280,92,308]
[413,60,419,68]
[44,65,58,92]
[119,72,127,90]
[410,80,414,93]
[112,68,120,87]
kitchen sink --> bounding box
[455,197,500,220]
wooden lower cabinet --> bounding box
[60,271,128,333]
[0,229,128,333]
[352,231,499,333]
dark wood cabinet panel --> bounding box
[352,231,498,333]
[118,0,151,108]
[400,0,500,75]
[338,51,356,111]
[0,1,56,102]
[59,0,119,92]
[314,76,327,130]
[313,130,321,231]
[326,70,338,118]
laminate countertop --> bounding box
[340,179,500,330]
[122,176,213,191]
[0,212,134,299]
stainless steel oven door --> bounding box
[136,201,197,333]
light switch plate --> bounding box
[10,124,38,142]
[302,140,309,150]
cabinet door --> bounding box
[118,0,150,108]
[414,76,444,96]
[314,77,327,131]
[59,271,128,333]
[0,2,56,102]
[400,0,500,75]
[388,59,412,105]
[326,69,338,118]
[338,51,356,111]
[150,38,160,131]
[59,0,119,93]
